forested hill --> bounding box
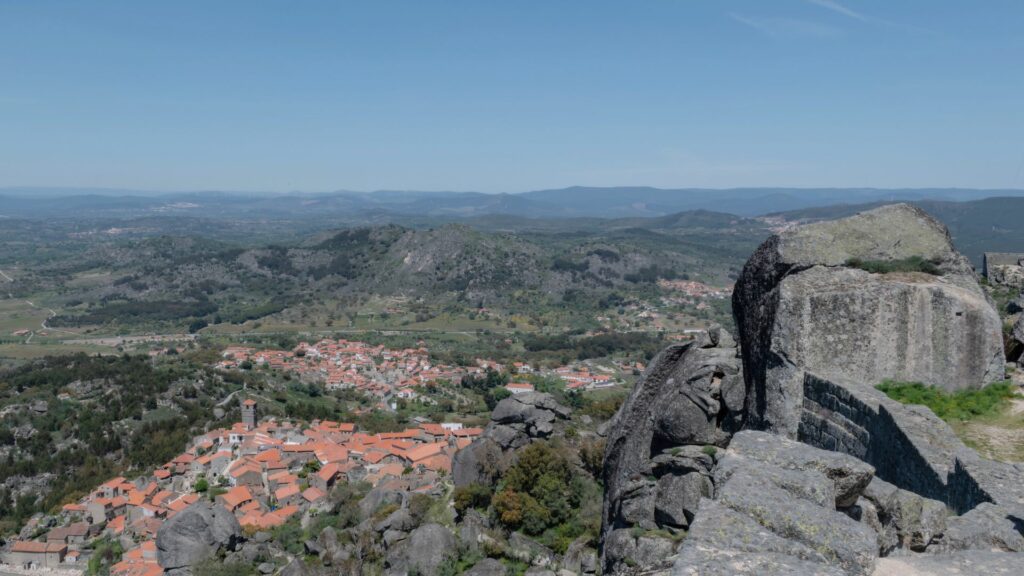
[4,216,764,333]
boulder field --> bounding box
[601,204,1024,575]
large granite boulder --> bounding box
[673,500,851,576]
[672,432,879,576]
[453,392,570,487]
[934,502,1024,553]
[733,203,1005,437]
[464,558,507,576]
[724,431,874,508]
[601,328,741,573]
[489,391,571,437]
[384,523,456,576]
[156,501,243,575]
[859,477,947,552]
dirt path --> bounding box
[956,397,1024,462]
[23,299,77,337]
[0,269,12,300]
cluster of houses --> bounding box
[550,366,615,390]
[217,339,470,399]
[216,337,622,400]
[3,399,482,574]
[656,278,732,299]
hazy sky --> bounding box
[2,1,1022,192]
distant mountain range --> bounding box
[4,186,1024,219]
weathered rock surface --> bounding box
[677,499,835,566]
[156,501,243,574]
[934,502,1024,553]
[733,204,1004,437]
[1007,314,1024,363]
[360,485,405,519]
[874,550,1024,575]
[712,457,877,574]
[453,392,570,487]
[464,558,508,576]
[384,523,455,576]
[725,430,874,507]
[601,327,741,573]
[713,455,836,508]
[508,531,557,567]
[669,435,879,575]
[859,477,947,552]
[375,508,417,533]
[561,536,599,575]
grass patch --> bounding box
[845,256,943,276]
[876,380,1016,422]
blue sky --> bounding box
[2,1,1022,192]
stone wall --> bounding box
[799,372,1024,516]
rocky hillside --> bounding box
[143,390,608,576]
[601,204,1024,574]
[26,220,758,331]
[0,353,242,533]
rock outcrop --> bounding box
[384,523,456,576]
[676,432,880,576]
[1006,314,1024,364]
[453,391,570,487]
[601,204,1024,575]
[156,501,243,574]
[601,327,741,573]
[733,203,1005,437]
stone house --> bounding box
[983,252,1024,287]
[44,522,90,545]
[309,462,340,493]
[7,541,67,568]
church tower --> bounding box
[241,398,257,430]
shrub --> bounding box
[876,380,1016,422]
[453,483,492,515]
[86,537,123,576]
[579,438,606,480]
[193,560,257,576]
[491,441,584,535]
[845,256,943,275]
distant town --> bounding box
[217,338,626,403]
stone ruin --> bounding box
[983,252,1024,288]
[601,204,1024,575]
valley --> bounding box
[3,195,1024,576]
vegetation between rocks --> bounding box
[876,380,1017,422]
[845,256,944,275]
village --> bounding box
[216,338,623,400]
[0,338,626,575]
[3,398,483,575]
